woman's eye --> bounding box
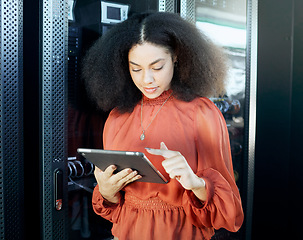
[153,66,163,71]
[132,69,142,72]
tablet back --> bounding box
[77,148,168,184]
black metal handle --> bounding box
[54,169,63,211]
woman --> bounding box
[83,12,244,240]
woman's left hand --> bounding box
[146,142,206,192]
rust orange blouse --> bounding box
[92,90,244,240]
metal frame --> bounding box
[0,0,24,238]
[40,0,69,239]
[243,0,257,239]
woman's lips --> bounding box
[143,87,158,94]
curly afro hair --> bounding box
[82,12,227,112]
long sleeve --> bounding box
[92,184,124,223]
[182,98,244,232]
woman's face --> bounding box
[128,42,175,99]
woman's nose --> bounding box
[143,70,154,84]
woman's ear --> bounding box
[173,55,177,64]
[173,55,178,67]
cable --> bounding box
[69,177,94,193]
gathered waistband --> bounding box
[124,193,183,211]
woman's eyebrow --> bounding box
[129,58,165,67]
[129,61,140,66]
[149,58,165,66]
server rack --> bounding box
[0,0,24,239]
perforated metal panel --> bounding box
[0,0,24,239]
[41,0,68,239]
[158,0,175,12]
[180,0,195,22]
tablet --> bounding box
[77,148,168,184]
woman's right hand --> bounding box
[94,165,142,204]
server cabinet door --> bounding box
[0,0,24,239]
[39,0,69,239]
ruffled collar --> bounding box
[142,89,174,106]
